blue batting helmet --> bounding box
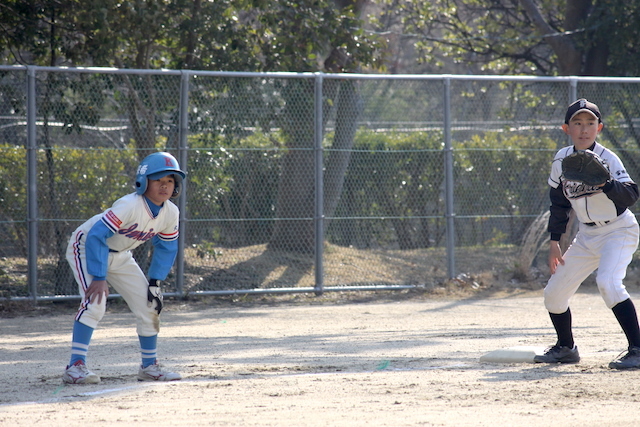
[135,152,186,197]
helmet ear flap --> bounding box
[135,177,147,195]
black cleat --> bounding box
[609,346,640,369]
[533,345,580,364]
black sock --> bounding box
[612,298,640,348]
[549,309,574,348]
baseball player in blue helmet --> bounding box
[63,152,186,384]
[535,99,640,369]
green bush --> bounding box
[1,129,558,259]
[328,130,445,249]
[185,131,285,247]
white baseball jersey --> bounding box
[71,193,179,281]
[67,193,180,335]
[93,192,178,251]
[548,142,632,225]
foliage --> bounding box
[0,1,387,255]
[582,1,640,77]
[328,131,445,249]
[1,130,557,256]
[234,0,385,73]
[185,131,285,247]
[43,148,136,217]
[0,146,26,222]
[454,131,556,246]
[0,0,384,72]
[0,144,137,256]
[372,0,640,77]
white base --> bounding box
[479,346,547,363]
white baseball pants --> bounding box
[544,209,639,313]
[66,233,160,336]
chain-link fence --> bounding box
[2,67,640,301]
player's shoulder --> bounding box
[590,142,621,162]
[590,142,633,181]
[111,192,139,205]
[553,146,574,160]
[107,192,144,215]
[163,199,180,215]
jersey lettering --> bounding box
[118,223,157,242]
[562,181,602,200]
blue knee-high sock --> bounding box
[139,334,158,368]
[69,320,94,366]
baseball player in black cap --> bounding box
[535,98,640,369]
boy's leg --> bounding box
[549,309,574,348]
[139,334,158,368]
[62,321,101,384]
[595,214,640,367]
[534,235,598,364]
[108,254,180,381]
[543,234,599,315]
[612,299,640,348]
[533,307,581,363]
[69,320,94,366]
[63,232,104,384]
[609,298,640,369]
[106,253,159,336]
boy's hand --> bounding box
[85,280,109,305]
[147,279,163,314]
[548,241,565,275]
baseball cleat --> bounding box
[608,346,640,369]
[533,344,580,364]
[62,360,101,384]
[137,361,182,381]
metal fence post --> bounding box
[314,72,325,295]
[26,67,38,303]
[569,78,578,102]
[175,71,190,297]
[566,79,578,146]
[443,77,456,279]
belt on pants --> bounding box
[584,220,610,227]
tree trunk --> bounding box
[268,0,368,254]
[519,0,588,75]
[323,79,362,221]
[268,80,316,253]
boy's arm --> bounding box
[148,236,178,281]
[547,186,571,274]
[548,185,572,241]
[85,220,115,280]
[602,180,640,210]
[548,240,565,274]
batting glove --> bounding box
[147,279,163,315]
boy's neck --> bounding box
[575,141,596,151]
[143,196,163,218]
[144,195,163,207]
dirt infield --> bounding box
[2,289,640,426]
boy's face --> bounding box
[562,111,603,150]
[144,174,175,205]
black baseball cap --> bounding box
[564,98,602,124]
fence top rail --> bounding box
[3,64,640,84]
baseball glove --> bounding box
[561,150,610,186]
[147,279,163,315]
